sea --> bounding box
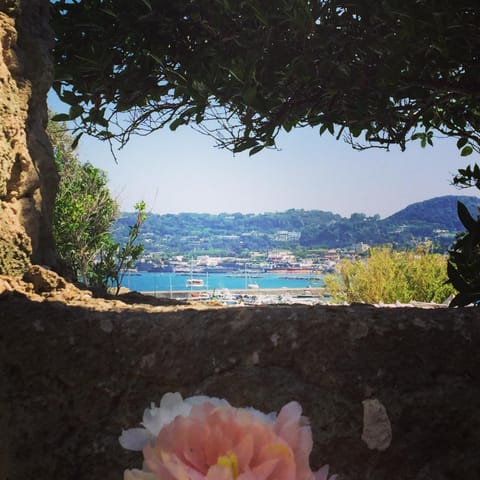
[120,271,324,293]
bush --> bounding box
[48,115,145,292]
[324,246,456,304]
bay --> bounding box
[120,271,324,293]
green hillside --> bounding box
[112,195,479,255]
[383,195,479,230]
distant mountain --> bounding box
[299,195,479,249]
[112,195,480,254]
[383,195,479,231]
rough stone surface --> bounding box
[0,281,479,480]
[0,1,57,275]
[361,398,392,451]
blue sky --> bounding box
[49,95,479,218]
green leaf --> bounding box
[69,104,84,120]
[96,130,115,140]
[51,113,71,122]
[140,0,152,11]
[100,8,117,18]
[456,137,468,149]
[319,123,334,136]
[180,106,199,118]
[461,145,473,156]
[457,201,477,232]
[61,90,81,105]
[249,145,264,156]
[71,132,83,150]
[350,127,362,138]
[447,262,471,292]
[97,117,109,128]
[243,86,257,105]
[169,117,186,131]
[233,138,258,153]
[449,292,480,308]
[219,66,244,84]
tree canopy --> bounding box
[51,0,480,155]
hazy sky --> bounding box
[49,95,479,219]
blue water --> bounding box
[120,272,324,292]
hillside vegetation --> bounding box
[112,195,479,255]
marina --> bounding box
[120,271,328,305]
[121,270,325,292]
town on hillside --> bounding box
[114,195,479,276]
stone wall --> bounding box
[0,296,478,480]
[0,0,57,275]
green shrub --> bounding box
[324,246,456,304]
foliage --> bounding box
[324,246,456,304]
[50,117,119,284]
[447,162,480,307]
[447,201,480,307]
[48,116,146,291]
[453,164,480,190]
[51,1,480,155]
[90,201,147,294]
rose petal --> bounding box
[142,393,193,436]
[206,464,236,480]
[185,395,231,407]
[119,428,154,451]
[250,458,279,480]
[315,464,337,480]
[161,392,185,411]
[244,407,276,423]
[124,468,157,480]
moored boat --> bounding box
[186,278,205,287]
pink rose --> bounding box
[121,394,336,480]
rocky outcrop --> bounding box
[0,0,57,275]
[0,290,478,480]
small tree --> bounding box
[48,116,146,291]
[89,201,147,294]
[324,246,456,304]
[50,118,119,284]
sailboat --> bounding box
[186,259,205,288]
[244,263,260,289]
